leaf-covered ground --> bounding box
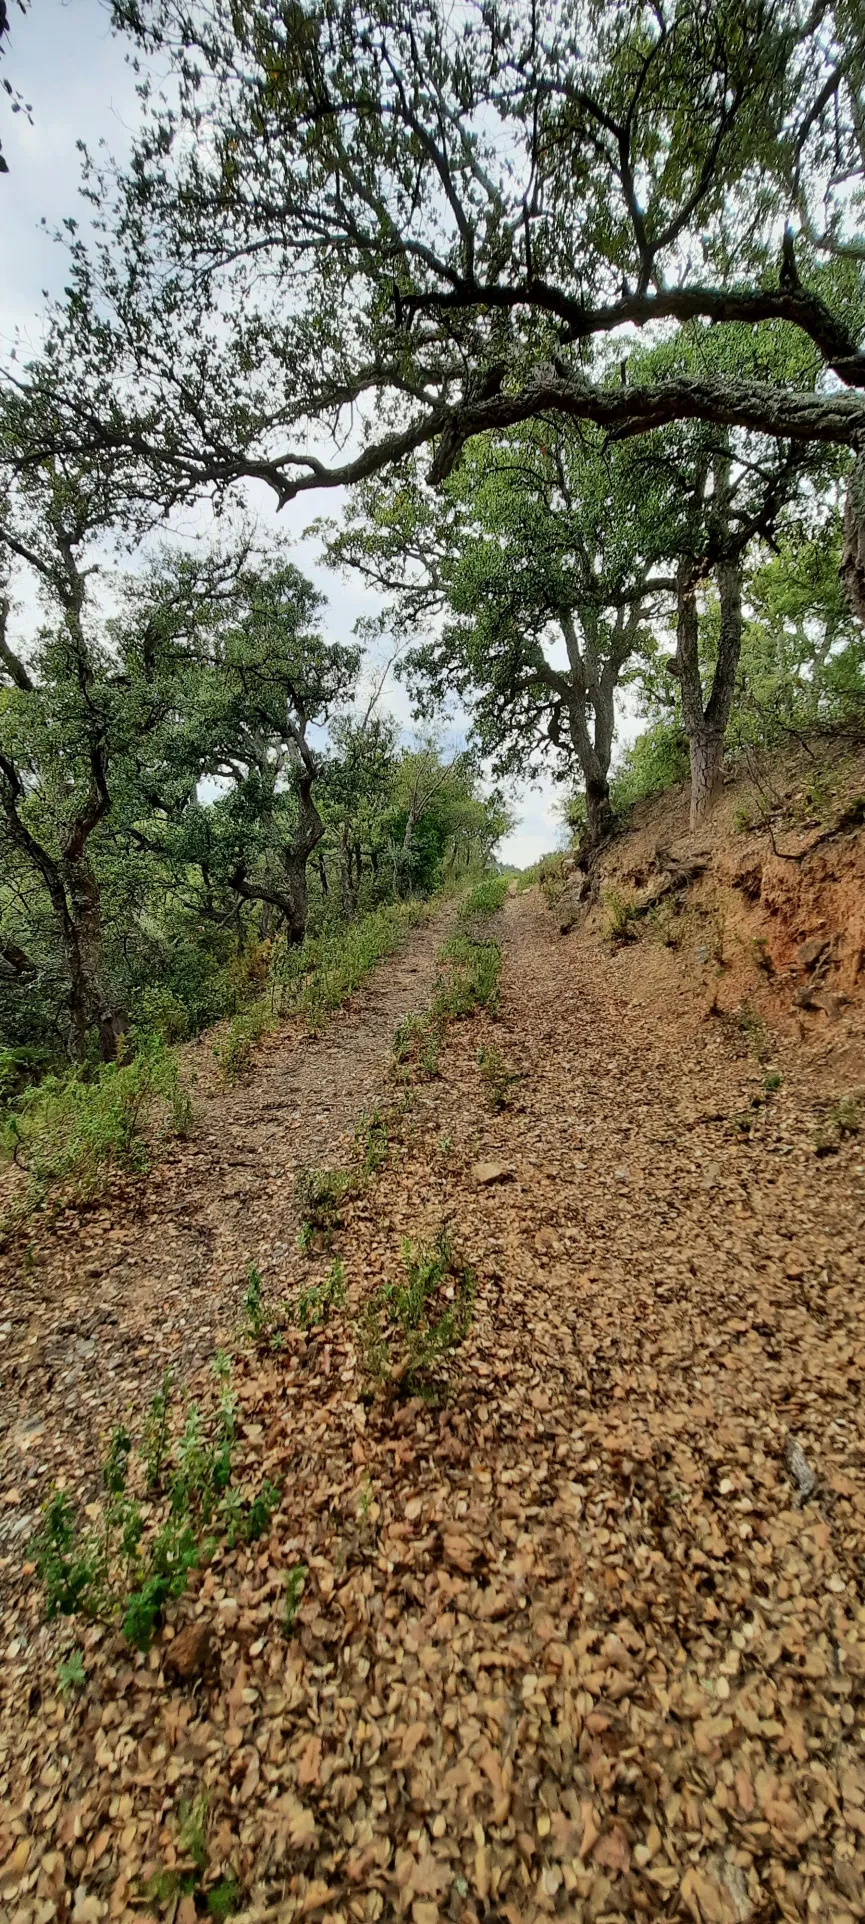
[2,885,865,1924]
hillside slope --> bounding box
[1,823,865,1924]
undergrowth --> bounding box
[457,873,509,921]
[358,1228,475,1397]
[433,931,502,1019]
[296,1258,346,1329]
[295,1105,391,1253]
[1,1038,191,1228]
[31,1366,279,1651]
[477,1042,520,1111]
[279,901,427,1034]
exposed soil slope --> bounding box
[2,856,865,1924]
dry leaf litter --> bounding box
[1,875,865,1924]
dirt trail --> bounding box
[3,886,865,1924]
[0,906,452,1569]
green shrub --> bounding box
[602,889,640,947]
[214,998,271,1084]
[30,1371,281,1651]
[0,1045,52,1108]
[611,720,690,814]
[359,1229,475,1396]
[1,1038,190,1218]
[458,874,508,921]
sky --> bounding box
[0,0,574,867]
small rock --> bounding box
[163,1619,214,1681]
[797,935,829,973]
[784,1434,817,1504]
[471,1161,513,1186]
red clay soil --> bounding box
[2,860,865,1924]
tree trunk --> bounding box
[339,826,358,921]
[688,728,725,827]
[842,444,865,623]
[585,774,613,846]
[64,857,131,1062]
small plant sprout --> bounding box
[242,1264,267,1341]
[143,1370,173,1489]
[477,1043,521,1111]
[283,1562,307,1633]
[296,1258,346,1330]
[358,1228,475,1397]
[56,1647,86,1697]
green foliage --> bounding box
[283,1562,307,1634]
[355,1105,389,1177]
[279,901,426,1034]
[458,874,509,922]
[477,1043,520,1112]
[296,1258,346,1330]
[433,933,502,1020]
[1,1039,190,1221]
[56,1648,87,1697]
[359,1230,475,1396]
[143,1370,173,1488]
[602,891,640,947]
[241,1265,267,1342]
[207,1878,241,1920]
[34,1492,103,1621]
[215,999,271,1084]
[295,1165,353,1253]
[611,722,691,815]
[30,1369,279,1650]
[393,1010,442,1080]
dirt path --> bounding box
[3,887,865,1924]
[0,906,452,1573]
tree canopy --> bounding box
[8,0,857,598]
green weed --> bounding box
[1,1039,190,1222]
[359,1229,475,1397]
[241,1264,267,1341]
[280,902,426,1034]
[458,874,509,922]
[813,1093,864,1155]
[207,1878,241,1920]
[477,1043,520,1112]
[295,1165,352,1252]
[214,999,270,1085]
[296,1258,346,1330]
[602,889,639,947]
[355,1104,389,1176]
[393,1010,442,1080]
[56,1647,87,1697]
[143,1370,173,1488]
[283,1562,307,1633]
[178,1794,208,1874]
[433,933,502,1019]
[31,1373,278,1651]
